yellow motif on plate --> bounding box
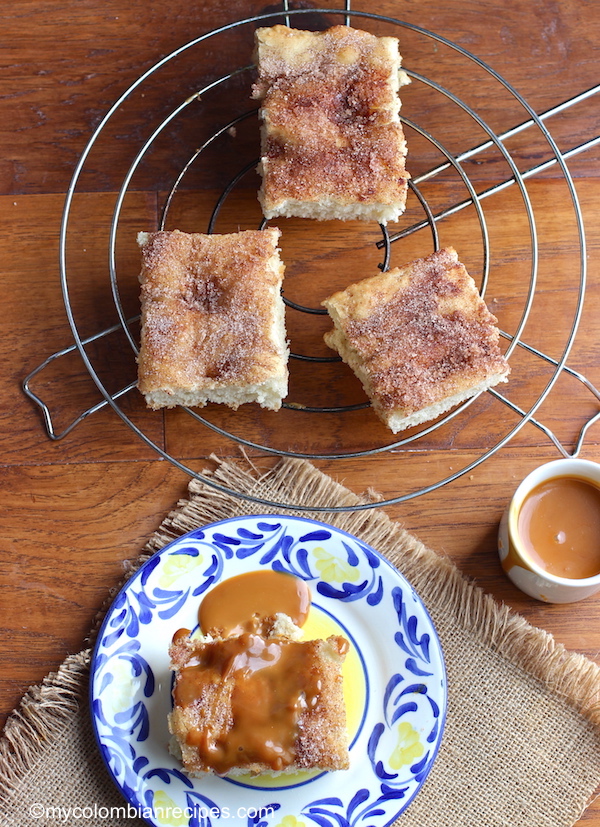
[313,546,359,584]
[152,791,189,827]
[158,553,202,588]
[106,659,140,715]
[389,721,424,769]
[275,817,307,827]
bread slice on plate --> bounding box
[252,24,410,223]
[136,228,288,411]
[168,629,349,777]
[322,247,510,433]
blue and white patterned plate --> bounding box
[91,515,446,827]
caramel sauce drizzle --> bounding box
[173,569,325,774]
[174,632,322,774]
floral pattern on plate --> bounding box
[91,515,446,826]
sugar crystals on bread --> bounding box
[322,247,510,432]
[253,24,410,223]
[137,228,288,412]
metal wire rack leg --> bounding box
[491,340,600,459]
[22,320,138,441]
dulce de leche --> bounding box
[517,476,600,579]
[198,569,311,637]
[168,569,350,777]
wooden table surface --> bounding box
[2,0,599,821]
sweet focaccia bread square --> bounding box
[252,24,410,223]
[137,228,288,411]
[168,632,349,777]
[322,247,510,433]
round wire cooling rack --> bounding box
[23,3,600,512]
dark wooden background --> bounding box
[1,0,599,821]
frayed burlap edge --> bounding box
[1,455,599,811]
[0,650,91,807]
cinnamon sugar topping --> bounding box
[253,25,410,222]
[137,228,288,410]
[322,247,510,429]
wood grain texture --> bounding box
[1,0,599,822]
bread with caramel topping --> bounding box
[137,228,288,411]
[168,630,350,777]
[252,24,410,223]
[322,247,510,432]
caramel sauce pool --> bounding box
[517,476,600,579]
[198,569,311,637]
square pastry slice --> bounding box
[168,632,350,777]
[322,247,510,433]
[252,24,410,223]
[137,228,288,411]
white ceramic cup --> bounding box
[498,458,600,603]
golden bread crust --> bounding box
[322,247,510,430]
[137,228,287,410]
[253,25,409,222]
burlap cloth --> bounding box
[2,457,600,826]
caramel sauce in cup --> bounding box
[517,476,600,579]
[499,459,600,603]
